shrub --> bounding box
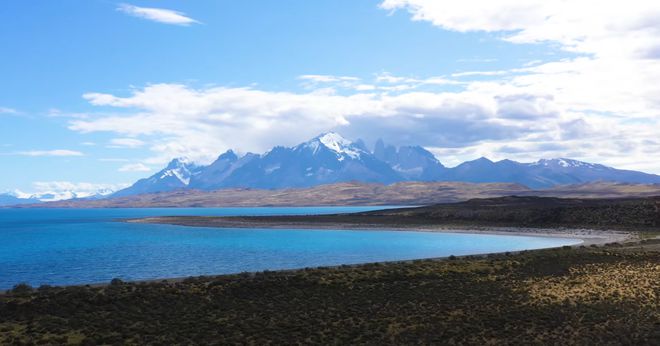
[37,284,54,293]
[110,278,124,286]
[11,282,33,295]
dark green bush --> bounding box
[10,282,33,295]
[110,278,124,286]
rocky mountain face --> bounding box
[113,158,203,197]
[373,139,446,180]
[110,132,660,197]
[442,157,660,188]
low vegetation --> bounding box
[136,195,660,233]
[1,240,658,345]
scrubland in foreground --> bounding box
[1,239,658,345]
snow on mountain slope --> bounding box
[113,158,202,197]
[316,132,362,160]
[109,133,660,197]
[218,133,400,189]
[296,132,364,160]
[531,158,602,169]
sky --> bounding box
[1,0,660,196]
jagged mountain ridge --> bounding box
[113,132,660,196]
[113,158,203,197]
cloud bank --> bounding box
[14,181,129,201]
[65,1,660,174]
[0,107,18,114]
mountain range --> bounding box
[113,132,660,196]
[3,132,660,207]
[0,189,115,207]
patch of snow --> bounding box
[162,168,191,185]
[304,141,321,154]
[159,158,199,185]
[531,158,598,169]
[265,164,281,174]
[557,159,569,167]
[317,132,362,159]
[392,165,423,174]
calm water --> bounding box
[0,207,581,289]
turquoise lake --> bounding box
[0,207,582,289]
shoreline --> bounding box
[2,228,633,293]
[1,220,634,293]
[128,216,635,247]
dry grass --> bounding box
[1,241,658,345]
[524,261,659,305]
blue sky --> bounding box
[1,0,659,196]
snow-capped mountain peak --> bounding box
[160,157,200,185]
[110,132,660,197]
[165,157,195,169]
[304,132,363,160]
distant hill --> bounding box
[21,181,660,208]
[0,188,114,207]
[0,193,40,207]
[355,195,660,230]
[110,132,660,198]
[154,195,660,231]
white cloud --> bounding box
[379,1,660,58]
[108,138,145,148]
[46,108,89,119]
[375,0,660,172]
[72,84,377,163]
[0,107,18,114]
[118,163,152,172]
[298,75,360,83]
[117,3,199,26]
[378,1,660,118]
[27,181,129,201]
[297,72,461,92]
[67,76,660,173]
[452,70,511,78]
[18,150,84,157]
[374,72,460,87]
[60,2,660,174]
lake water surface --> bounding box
[0,207,581,289]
